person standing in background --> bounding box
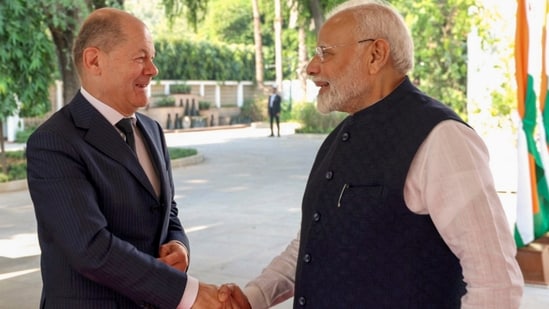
[26,7,228,309]
[267,85,281,137]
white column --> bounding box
[215,85,221,108]
[6,114,20,142]
[237,83,244,107]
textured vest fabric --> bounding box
[294,78,467,308]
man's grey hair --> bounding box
[327,0,414,74]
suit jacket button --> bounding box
[303,253,312,263]
[298,296,306,306]
[325,171,333,180]
[341,132,350,141]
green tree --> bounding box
[391,0,489,119]
[161,0,209,31]
[153,39,255,80]
[292,0,343,34]
[198,0,253,45]
[0,0,56,173]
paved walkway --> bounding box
[1,124,549,308]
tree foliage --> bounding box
[0,0,57,119]
[391,0,488,118]
[0,0,57,173]
[161,0,209,31]
[154,39,255,80]
[1,0,502,122]
[197,0,253,45]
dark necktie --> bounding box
[116,118,136,152]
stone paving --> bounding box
[1,123,548,308]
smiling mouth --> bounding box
[313,79,329,88]
[313,80,330,94]
[135,83,149,88]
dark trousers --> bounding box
[270,114,280,136]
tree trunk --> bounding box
[308,0,324,35]
[49,26,80,106]
[47,6,83,107]
[252,0,265,89]
[274,0,283,89]
[0,121,6,174]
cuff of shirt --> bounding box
[176,275,199,309]
[244,284,269,309]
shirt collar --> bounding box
[80,87,136,126]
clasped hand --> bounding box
[192,282,251,309]
[158,241,189,272]
[157,242,251,308]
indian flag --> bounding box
[515,0,549,247]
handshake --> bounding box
[192,282,252,309]
[158,241,255,308]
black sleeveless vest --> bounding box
[294,78,467,308]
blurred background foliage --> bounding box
[1,0,515,163]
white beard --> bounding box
[315,63,364,114]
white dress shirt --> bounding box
[244,120,524,309]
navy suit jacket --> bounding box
[268,94,281,116]
[27,92,189,308]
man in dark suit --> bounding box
[267,86,281,137]
[26,8,226,309]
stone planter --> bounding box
[0,179,28,193]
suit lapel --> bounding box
[69,95,158,199]
[136,115,166,182]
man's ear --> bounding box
[367,39,390,74]
[82,47,101,75]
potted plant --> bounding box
[170,83,191,94]
[155,95,176,107]
[198,101,211,110]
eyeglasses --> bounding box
[314,39,375,62]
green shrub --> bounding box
[0,173,9,182]
[7,162,26,181]
[5,150,25,159]
[291,102,346,134]
[1,150,27,182]
[239,97,264,123]
[279,101,292,122]
[15,127,35,143]
[198,101,211,110]
[155,96,176,107]
[168,147,197,159]
[170,83,191,94]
